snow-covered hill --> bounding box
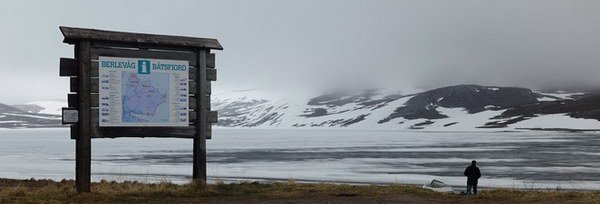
[13,100,65,115]
[2,85,598,130]
[0,102,62,128]
[213,85,600,131]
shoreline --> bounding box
[3,176,600,192]
[1,178,599,203]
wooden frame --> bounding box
[59,26,221,192]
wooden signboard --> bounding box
[59,26,222,192]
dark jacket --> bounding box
[464,165,481,184]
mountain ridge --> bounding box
[3,84,599,130]
[214,85,600,130]
[0,102,61,128]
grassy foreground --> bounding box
[1,179,600,203]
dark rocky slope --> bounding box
[379,85,540,123]
[498,93,600,121]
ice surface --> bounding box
[0,128,600,190]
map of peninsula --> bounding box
[122,72,169,123]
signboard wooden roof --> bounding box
[60,26,223,50]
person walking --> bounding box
[464,160,481,195]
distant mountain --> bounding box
[13,100,65,115]
[3,85,599,130]
[0,102,62,128]
[213,85,600,130]
[485,93,600,128]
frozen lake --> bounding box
[1,128,600,190]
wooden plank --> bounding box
[70,125,77,140]
[91,48,197,66]
[190,97,197,110]
[75,41,91,193]
[92,42,208,53]
[207,111,218,123]
[70,77,198,94]
[189,66,196,78]
[206,82,211,95]
[206,53,215,68]
[204,53,213,140]
[93,127,196,138]
[205,124,212,140]
[70,78,98,93]
[207,68,217,81]
[68,93,96,107]
[88,62,197,79]
[60,26,223,50]
[60,58,78,77]
[72,125,196,139]
[205,94,211,110]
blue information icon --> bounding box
[138,60,151,74]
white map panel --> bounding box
[98,56,189,127]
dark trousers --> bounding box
[466,183,478,195]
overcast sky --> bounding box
[1,0,600,103]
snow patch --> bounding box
[484,105,496,109]
[423,107,505,131]
[511,114,600,130]
[537,97,557,101]
[534,91,586,100]
[3,113,60,120]
[0,120,25,124]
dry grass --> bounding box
[475,188,600,203]
[1,178,600,203]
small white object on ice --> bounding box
[422,179,454,192]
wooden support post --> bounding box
[76,41,92,192]
[193,49,208,183]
